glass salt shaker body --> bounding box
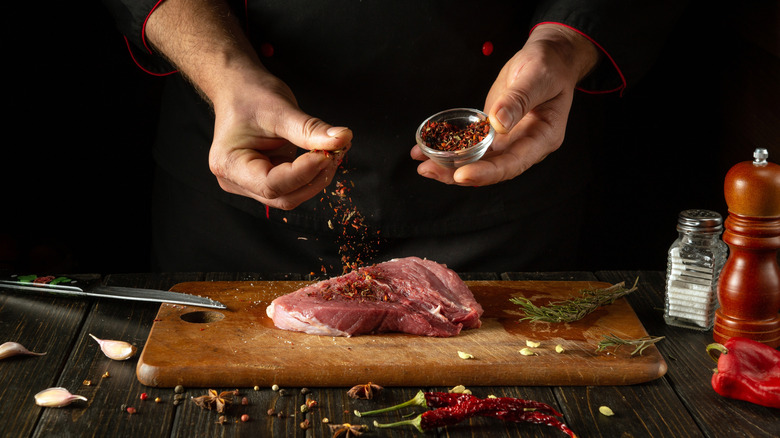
[664,209,729,330]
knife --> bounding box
[0,276,226,309]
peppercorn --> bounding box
[140,393,148,401]
[241,414,250,422]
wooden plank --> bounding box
[136,280,666,388]
[598,270,780,438]
[0,292,89,438]
[30,273,201,438]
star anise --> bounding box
[329,423,369,438]
[347,382,383,399]
[191,389,233,413]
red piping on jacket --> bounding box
[532,22,627,96]
[123,0,177,76]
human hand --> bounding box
[145,0,351,210]
[411,24,598,186]
[208,76,352,210]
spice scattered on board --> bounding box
[420,119,491,151]
[598,406,614,416]
[457,351,475,360]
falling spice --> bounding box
[319,160,383,275]
[420,119,490,151]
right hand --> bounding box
[208,75,352,210]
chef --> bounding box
[101,0,684,273]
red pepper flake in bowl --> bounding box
[420,119,490,151]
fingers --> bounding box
[487,58,552,135]
[208,83,354,209]
[273,109,353,153]
[215,148,344,210]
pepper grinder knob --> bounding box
[714,148,780,347]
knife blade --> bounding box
[0,278,226,309]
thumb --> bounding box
[274,108,353,152]
[487,87,534,135]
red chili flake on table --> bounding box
[420,119,490,151]
[139,393,148,401]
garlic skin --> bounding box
[89,334,137,361]
[34,387,87,407]
[0,341,47,360]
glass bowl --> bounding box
[415,108,495,168]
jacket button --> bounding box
[482,41,493,56]
[260,42,274,57]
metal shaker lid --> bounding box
[677,209,723,233]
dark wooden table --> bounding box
[2,271,778,437]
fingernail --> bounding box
[494,107,513,132]
[327,126,349,137]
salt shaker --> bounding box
[664,209,728,330]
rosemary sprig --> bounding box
[509,278,639,323]
[596,334,664,356]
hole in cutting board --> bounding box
[180,310,225,324]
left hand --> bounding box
[411,24,598,186]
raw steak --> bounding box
[266,257,483,337]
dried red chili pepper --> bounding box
[706,337,780,408]
[358,390,573,436]
[355,390,560,417]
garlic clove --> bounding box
[34,387,88,407]
[0,341,47,360]
[89,334,137,361]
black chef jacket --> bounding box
[101,0,684,273]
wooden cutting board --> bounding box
[136,281,666,388]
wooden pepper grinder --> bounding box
[714,148,780,347]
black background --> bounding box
[2,2,774,275]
